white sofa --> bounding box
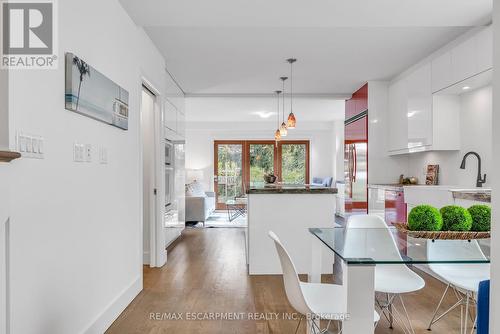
[185,181,216,224]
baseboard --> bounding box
[143,251,150,265]
[81,276,142,334]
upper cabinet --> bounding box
[388,26,491,155]
[388,79,408,152]
[431,52,453,92]
[451,36,477,84]
[164,70,185,140]
[406,63,433,149]
[476,26,493,73]
[432,26,492,93]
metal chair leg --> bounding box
[428,283,451,330]
[294,315,303,334]
[398,295,415,334]
[387,293,394,329]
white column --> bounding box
[342,261,375,334]
[490,3,500,333]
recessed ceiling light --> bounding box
[462,86,471,90]
[407,111,418,118]
[252,111,275,119]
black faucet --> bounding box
[460,151,486,187]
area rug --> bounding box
[187,211,247,228]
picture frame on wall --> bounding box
[65,52,129,130]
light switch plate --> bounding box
[99,146,108,164]
[74,143,84,162]
[17,132,44,159]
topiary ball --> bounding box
[468,205,491,232]
[440,205,472,231]
[408,205,443,231]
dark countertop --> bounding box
[246,184,338,194]
[450,190,491,203]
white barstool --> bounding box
[268,231,380,334]
[427,240,490,334]
[346,215,425,334]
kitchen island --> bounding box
[246,184,337,275]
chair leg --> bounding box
[398,295,415,334]
[387,293,394,329]
[294,316,303,334]
[463,293,470,334]
[427,283,451,330]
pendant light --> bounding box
[274,90,282,142]
[279,76,288,136]
[286,58,297,129]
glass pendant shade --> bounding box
[274,129,281,141]
[287,58,297,129]
[280,122,288,136]
[287,112,296,129]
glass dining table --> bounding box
[308,227,490,334]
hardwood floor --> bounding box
[107,228,470,334]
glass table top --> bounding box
[309,227,491,265]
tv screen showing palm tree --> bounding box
[65,52,129,130]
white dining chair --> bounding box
[345,214,425,334]
[268,231,380,334]
[427,240,490,334]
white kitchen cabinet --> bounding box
[432,26,492,93]
[431,51,453,93]
[476,26,493,73]
[389,63,459,155]
[388,78,408,153]
[406,63,432,149]
[451,36,477,84]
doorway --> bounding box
[141,83,165,267]
[213,140,310,209]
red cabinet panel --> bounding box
[345,115,368,142]
[355,84,368,113]
[345,83,368,120]
[384,190,407,226]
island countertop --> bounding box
[246,184,338,194]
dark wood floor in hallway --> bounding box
[107,228,467,334]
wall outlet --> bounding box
[85,144,92,162]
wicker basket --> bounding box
[394,223,491,240]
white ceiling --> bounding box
[119,0,492,95]
[185,97,345,122]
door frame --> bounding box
[213,140,247,210]
[213,140,310,210]
[140,78,166,268]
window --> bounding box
[214,140,309,208]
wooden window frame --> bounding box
[214,140,310,209]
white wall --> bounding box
[185,121,336,191]
[407,86,492,187]
[0,69,8,150]
[4,0,169,333]
[0,165,10,334]
[490,2,499,332]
